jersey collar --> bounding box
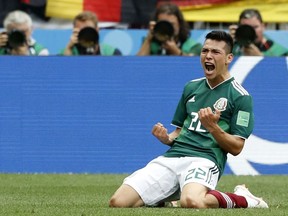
[206,76,234,89]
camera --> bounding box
[152,20,174,43]
[8,30,27,49]
[75,27,99,55]
[235,24,256,47]
[1,30,27,50]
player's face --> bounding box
[200,39,233,87]
[240,17,264,44]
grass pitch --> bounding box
[0,174,286,216]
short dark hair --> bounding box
[205,31,234,53]
[152,3,190,44]
[239,9,263,23]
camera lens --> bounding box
[153,20,174,43]
[77,27,99,55]
[8,30,26,49]
[78,27,99,46]
[235,25,256,47]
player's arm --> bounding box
[198,107,245,156]
[151,122,181,146]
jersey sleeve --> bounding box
[230,95,254,139]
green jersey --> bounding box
[164,77,254,176]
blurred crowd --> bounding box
[0,2,288,56]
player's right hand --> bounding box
[151,122,170,144]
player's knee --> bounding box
[180,195,206,209]
[109,184,144,208]
[109,196,126,208]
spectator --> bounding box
[0,10,49,55]
[137,3,202,56]
[229,8,288,56]
[60,11,122,56]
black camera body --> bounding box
[235,24,257,47]
[0,29,27,51]
[75,27,99,55]
[152,20,174,44]
[7,29,27,49]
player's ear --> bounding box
[225,53,233,65]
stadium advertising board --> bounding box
[0,57,287,175]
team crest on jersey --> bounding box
[213,98,228,111]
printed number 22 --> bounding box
[188,112,206,132]
[185,168,207,181]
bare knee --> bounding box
[109,184,144,208]
[180,195,206,209]
[109,196,126,208]
[109,194,144,208]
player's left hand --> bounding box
[198,107,221,132]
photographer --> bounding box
[229,8,288,56]
[137,3,202,56]
[0,10,48,56]
[61,11,122,56]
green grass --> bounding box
[0,174,286,216]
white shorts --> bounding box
[123,156,219,205]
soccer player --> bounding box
[109,30,268,209]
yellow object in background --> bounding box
[180,0,288,23]
[45,0,288,23]
[46,0,83,19]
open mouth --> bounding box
[205,62,215,71]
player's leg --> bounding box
[178,157,268,209]
[180,182,219,208]
[232,184,268,208]
[207,184,268,208]
[109,184,144,207]
[109,156,179,208]
[177,157,221,208]
[180,183,268,209]
[181,182,267,209]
